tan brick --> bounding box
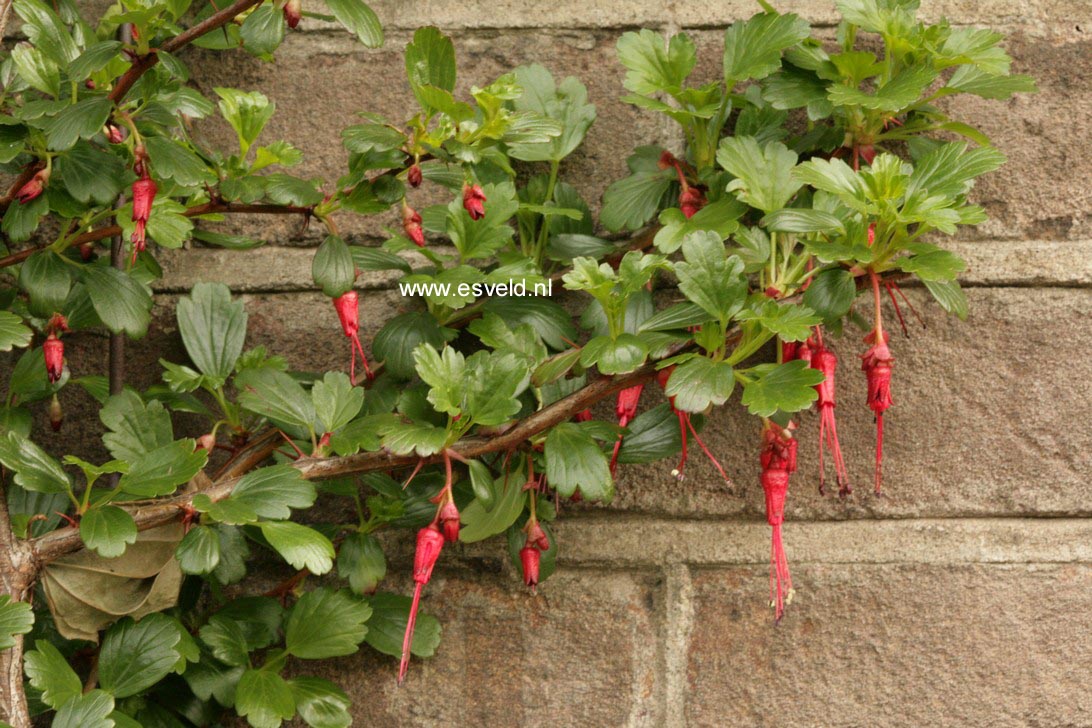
[301,569,663,727]
[686,563,1092,727]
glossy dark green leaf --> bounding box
[99,614,186,698]
[80,505,137,558]
[802,268,857,321]
[311,236,355,297]
[84,266,153,338]
[338,533,386,595]
[363,592,441,659]
[177,281,248,381]
[285,588,371,659]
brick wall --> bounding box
[21,1,1092,725]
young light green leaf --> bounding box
[312,371,364,433]
[25,640,82,709]
[259,521,335,574]
[617,30,695,95]
[674,231,749,325]
[0,596,33,650]
[80,506,138,558]
[741,360,824,417]
[718,136,802,213]
[0,311,31,353]
[723,12,810,83]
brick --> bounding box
[300,569,663,727]
[686,563,1092,727]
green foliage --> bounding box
[0,1,1029,724]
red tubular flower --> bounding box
[332,291,373,385]
[860,331,894,494]
[130,176,157,266]
[407,163,423,188]
[520,545,540,591]
[402,205,425,247]
[49,395,63,433]
[679,186,705,219]
[609,384,644,474]
[573,408,592,422]
[760,420,796,622]
[780,340,799,362]
[15,168,49,204]
[284,0,302,28]
[656,367,728,482]
[812,343,851,497]
[462,184,487,220]
[400,525,445,684]
[439,500,460,543]
[43,335,64,384]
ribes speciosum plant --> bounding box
[0,0,1033,724]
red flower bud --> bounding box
[462,184,486,221]
[132,177,157,224]
[105,124,126,144]
[43,335,64,384]
[573,408,592,422]
[867,223,876,247]
[284,0,302,28]
[679,186,705,219]
[527,521,549,551]
[79,243,94,261]
[413,525,445,585]
[614,385,643,428]
[196,433,216,452]
[402,205,425,247]
[15,169,49,204]
[333,290,359,338]
[520,546,540,589]
[439,501,460,543]
[49,395,63,433]
[407,163,423,188]
[657,150,677,169]
[859,144,876,165]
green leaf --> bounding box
[792,157,867,210]
[467,459,495,510]
[25,640,81,709]
[117,440,207,497]
[617,29,695,94]
[803,268,857,321]
[216,88,275,155]
[144,135,214,187]
[379,421,448,457]
[290,677,352,728]
[0,596,32,650]
[653,197,746,254]
[341,119,405,154]
[0,311,32,352]
[311,236,355,298]
[80,505,137,558]
[616,402,692,465]
[718,136,802,213]
[350,246,411,274]
[67,41,122,82]
[459,463,526,543]
[311,372,364,433]
[237,368,317,431]
[372,311,455,380]
[57,141,127,205]
[176,525,221,575]
[741,360,824,417]
[545,423,613,502]
[0,432,70,494]
[326,0,384,47]
[742,300,822,341]
[580,333,648,375]
[11,43,60,96]
[896,246,966,281]
[218,597,284,650]
[664,357,735,413]
[639,302,711,332]
[240,3,285,57]
[363,592,441,659]
[99,614,185,698]
[1,193,47,243]
[405,27,456,110]
[674,231,748,324]
[943,65,1037,100]
[101,391,174,461]
[84,265,153,338]
[199,615,251,666]
[263,173,324,206]
[177,281,248,381]
[285,588,371,659]
[509,64,596,162]
[923,278,968,320]
[53,690,115,728]
[723,12,810,83]
[338,533,386,595]
[483,297,576,351]
[828,65,938,111]
[446,181,519,260]
[259,521,335,574]
[600,147,674,232]
[236,670,296,728]
[760,208,845,234]
[230,464,316,520]
[45,96,112,151]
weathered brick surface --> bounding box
[305,569,663,727]
[686,563,1092,727]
